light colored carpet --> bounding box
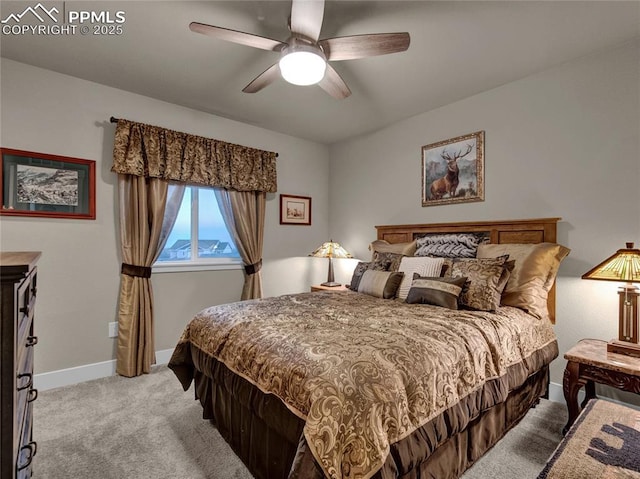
[33,365,567,478]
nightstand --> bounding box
[310,284,349,292]
[562,338,640,434]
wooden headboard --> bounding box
[376,218,561,323]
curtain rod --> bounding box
[109,117,278,157]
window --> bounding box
[154,186,242,272]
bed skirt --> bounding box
[174,344,555,479]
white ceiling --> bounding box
[2,1,639,144]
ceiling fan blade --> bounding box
[318,64,351,99]
[319,33,410,61]
[242,63,281,93]
[290,0,325,42]
[189,22,285,52]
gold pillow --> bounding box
[369,239,417,257]
[477,243,570,319]
[446,257,510,311]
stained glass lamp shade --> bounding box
[309,240,353,287]
[582,242,640,357]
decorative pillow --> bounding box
[439,258,453,277]
[446,257,510,311]
[357,270,404,299]
[371,251,404,272]
[477,243,570,319]
[369,239,417,257]
[499,259,516,294]
[441,255,512,278]
[396,256,445,300]
[406,275,467,309]
[415,233,488,258]
[348,262,371,291]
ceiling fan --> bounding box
[190,0,410,99]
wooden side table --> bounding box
[310,284,349,292]
[562,338,640,434]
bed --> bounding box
[169,218,565,479]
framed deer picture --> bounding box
[421,131,485,207]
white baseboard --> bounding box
[548,381,564,403]
[34,348,175,391]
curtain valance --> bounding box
[111,118,278,193]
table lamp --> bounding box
[309,240,353,287]
[582,242,640,357]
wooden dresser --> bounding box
[1,252,40,479]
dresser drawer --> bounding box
[15,343,34,452]
[16,400,36,478]
[16,272,36,349]
[16,320,36,385]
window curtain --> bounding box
[116,177,185,377]
[215,189,266,300]
[111,118,277,377]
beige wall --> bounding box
[329,40,640,401]
[0,59,331,374]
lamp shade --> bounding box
[582,242,640,357]
[581,243,640,283]
[279,51,326,85]
[279,40,327,86]
[309,240,352,259]
[309,240,352,287]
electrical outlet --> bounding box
[108,321,118,338]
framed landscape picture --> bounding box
[421,131,485,207]
[280,194,311,225]
[0,148,96,219]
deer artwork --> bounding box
[429,143,473,200]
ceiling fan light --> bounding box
[279,51,326,86]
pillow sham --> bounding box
[358,270,404,299]
[348,262,371,291]
[415,233,488,258]
[445,256,510,311]
[405,274,467,309]
[369,239,417,257]
[371,251,404,272]
[477,242,570,319]
[396,256,445,300]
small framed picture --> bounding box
[1,148,96,219]
[280,194,311,225]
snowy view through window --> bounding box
[157,187,240,262]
